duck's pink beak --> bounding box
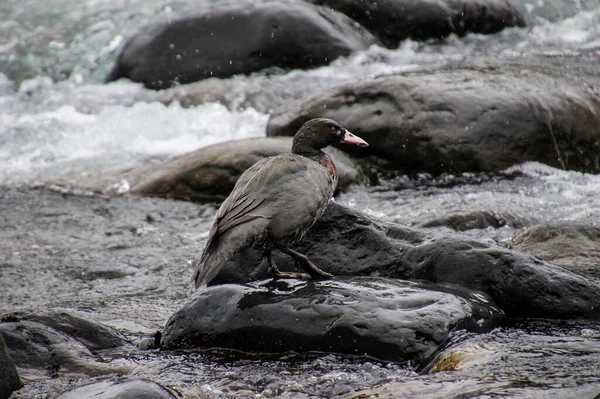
[341,129,369,148]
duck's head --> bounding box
[292,118,368,155]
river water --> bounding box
[1,0,600,397]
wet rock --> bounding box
[342,374,600,399]
[4,310,127,351]
[213,202,600,321]
[106,2,377,89]
[306,0,525,47]
[267,66,600,175]
[56,379,177,399]
[418,210,529,231]
[510,223,600,280]
[425,340,500,373]
[0,334,22,399]
[51,137,365,202]
[0,313,130,378]
[162,277,503,366]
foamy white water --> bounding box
[0,0,599,190]
[0,78,267,184]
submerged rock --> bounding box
[418,210,530,231]
[51,137,365,202]
[267,66,600,175]
[105,2,377,89]
[213,202,600,321]
[0,334,22,399]
[161,277,503,366]
[5,310,127,351]
[510,223,600,280]
[56,379,177,399]
[306,0,525,47]
[426,340,500,373]
[0,311,130,378]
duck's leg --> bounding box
[265,250,304,279]
[277,245,333,279]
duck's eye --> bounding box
[331,126,336,131]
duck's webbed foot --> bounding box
[277,245,333,279]
[265,250,305,280]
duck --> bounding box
[193,118,368,288]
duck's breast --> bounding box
[267,155,335,243]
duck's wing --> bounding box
[213,154,329,234]
[211,156,274,234]
[193,154,332,288]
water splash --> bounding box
[0,77,268,185]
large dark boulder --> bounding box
[0,334,21,399]
[306,0,525,47]
[161,277,503,366]
[510,223,600,280]
[211,202,600,321]
[106,2,378,89]
[267,66,600,175]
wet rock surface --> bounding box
[267,66,600,175]
[162,277,503,366]
[215,202,600,321]
[0,333,21,399]
[52,137,366,202]
[106,2,377,89]
[56,379,177,399]
[510,223,600,280]
[0,311,132,380]
[3,310,128,351]
[306,0,525,47]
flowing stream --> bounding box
[1,0,600,397]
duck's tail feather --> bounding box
[192,237,228,289]
[193,218,268,288]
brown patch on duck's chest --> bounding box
[317,155,338,187]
